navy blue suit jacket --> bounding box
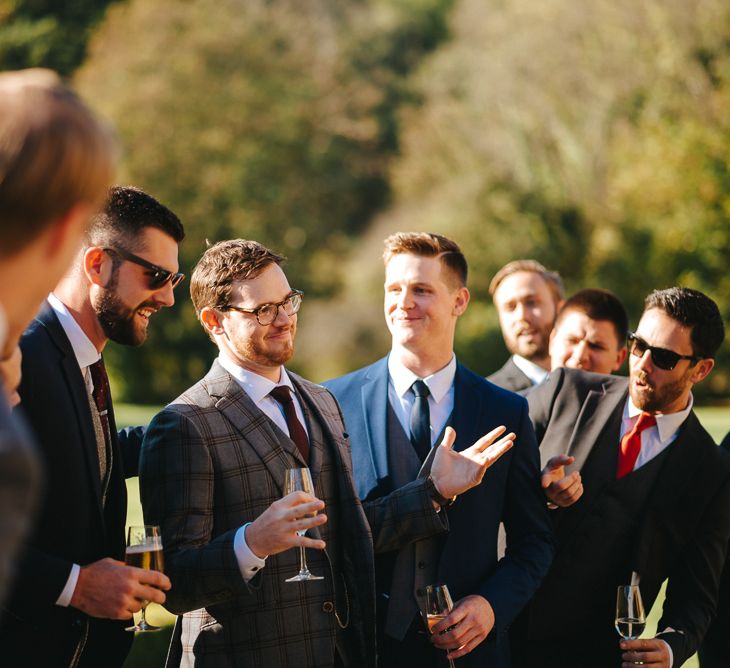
[0,304,143,667]
[325,356,554,667]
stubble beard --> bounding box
[630,369,691,413]
[94,285,148,347]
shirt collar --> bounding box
[217,352,295,404]
[512,354,550,385]
[48,293,100,369]
[625,393,694,443]
[387,354,456,404]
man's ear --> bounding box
[690,358,714,384]
[200,307,225,336]
[453,287,470,316]
[613,346,628,372]
[83,246,113,287]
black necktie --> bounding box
[409,380,431,461]
[269,385,309,462]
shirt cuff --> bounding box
[234,523,267,582]
[55,563,80,607]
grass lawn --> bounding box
[119,403,729,667]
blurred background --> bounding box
[2,0,730,400]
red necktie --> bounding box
[617,412,656,478]
[269,385,309,462]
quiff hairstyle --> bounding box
[190,239,286,321]
[555,288,629,346]
[489,259,564,305]
[382,232,468,288]
[644,287,725,359]
[0,68,116,258]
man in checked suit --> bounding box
[2,187,183,667]
[512,287,730,668]
[0,69,116,607]
[325,233,554,667]
[139,238,515,668]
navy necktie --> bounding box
[409,380,431,461]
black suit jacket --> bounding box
[487,357,534,393]
[698,430,730,667]
[0,305,143,667]
[326,357,554,668]
[522,368,730,666]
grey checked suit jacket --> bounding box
[140,361,445,668]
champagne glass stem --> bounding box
[298,546,310,578]
[139,606,148,630]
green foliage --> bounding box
[0,0,119,74]
[76,0,454,401]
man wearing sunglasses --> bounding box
[510,287,730,668]
[5,186,183,667]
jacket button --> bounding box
[417,561,427,570]
[322,601,334,613]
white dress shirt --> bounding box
[47,293,102,607]
[387,354,456,449]
[512,354,549,386]
[217,352,310,582]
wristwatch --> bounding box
[426,476,456,508]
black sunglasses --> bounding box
[103,247,185,290]
[627,332,701,371]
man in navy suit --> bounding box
[325,232,554,667]
[2,187,180,667]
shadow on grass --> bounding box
[122,624,173,668]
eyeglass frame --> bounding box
[102,247,185,290]
[221,289,304,326]
[627,332,702,371]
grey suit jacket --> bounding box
[140,361,445,668]
[0,398,40,606]
[487,357,534,393]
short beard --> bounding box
[93,270,148,347]
[630,368,692,413]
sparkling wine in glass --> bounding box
[284,467,324,583]
[615,584,646,640]
[422,583,457,668]
[125,525,165,633]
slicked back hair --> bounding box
[190,239,286,321]
[556,288,629,346]
[86,186,185,252]
[382,232,467,289]
[0,68,116,258]
[644,287,725,359]
[489,259,564,305]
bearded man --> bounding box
[2,186,183,667]
[510,287,730,668]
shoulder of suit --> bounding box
[321,357,386,394]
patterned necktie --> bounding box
[617,411,657,478]
[88,357,111,482]
[409,380,431,461]
[269,385,309,462]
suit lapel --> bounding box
[40,308,105,521]
[566,382,627,475]
[209,362,296,498]
[357,359,390,498]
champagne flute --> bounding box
[125,525,165,633]
[284,467,324,582]
[421,583,456,668]
[615,584,646,641]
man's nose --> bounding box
[153,280,175,308]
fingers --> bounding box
[620,639,669,666]
[546,454,575,470]
[439,426,456,451]
[479,434,514,467]
[136,583,167,606]
[470,425,507,452]
[544,472,583,507]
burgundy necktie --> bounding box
[88,357,112,483]
[269,385,309,462]
[617,412,656,478]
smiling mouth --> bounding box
[137,307,157,321]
